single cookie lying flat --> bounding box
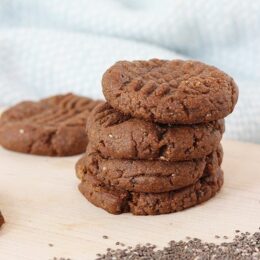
[87,102,224,161]
[102,59,238,124]
[0,93,101,156]
[79,168,223,215]
[76,145,223,193]
[0,211,4,228]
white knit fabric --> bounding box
[0,0,259,142]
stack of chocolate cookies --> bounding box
[76,59,238,215]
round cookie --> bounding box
[76,145,223,193]
[102,59,238,124]
[87,102,224,161]
[0,211,4,228]
[78,168,224,215]
[0,93,102,156]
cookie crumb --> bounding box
[159,156,166,160]
[108,134,113,138]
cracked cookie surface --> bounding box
[76,145,223,193]
[78,167,224,215]
[102,59,238,124]
[0,93,102,156]
[87,102,224,161]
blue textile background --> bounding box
[0,0,259,142]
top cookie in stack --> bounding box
[102,59,238,124]
[76,59,238,215]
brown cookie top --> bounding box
[0,211,4,228]
[76,145,223,193]
[87,102,224,161]
[79,168,224,215]
[102,59,238,124]
[0,93,102,156]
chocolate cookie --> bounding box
[87,102,224,161]
[0,211,4,228]
[102,59,238,124]
[76,145,223,193]
[79,168,224,215]
[0,93,101,156]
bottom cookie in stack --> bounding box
[0,211,4,228]
[76,147,223,215]
[78,168,223,215]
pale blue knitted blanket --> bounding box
[0,0,259,142]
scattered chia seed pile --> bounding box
[96,229,260,260]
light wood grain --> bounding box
[0,140,260,260]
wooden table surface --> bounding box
[0,139,260,260]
